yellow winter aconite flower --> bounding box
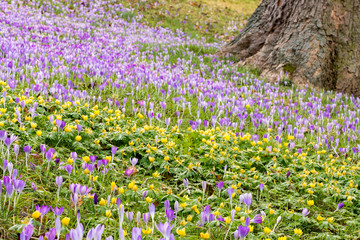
[146,197,153,203]
[200,232,210,239]
[307,200,314,206]
[186,215,193,222]
[225,217,231,224]
[32,211,41,219]
[152,171,160,178]
[105,210,112,218]
[317,214,325,221]
[278,237,287,240]
[118,187,125,194]
[269,209,275,215]
[75,135,82,141]
[294,228,303,236]
[111,182,116,192]
[327,217,334,223]
[82,156,90,163]
[264,227,271,234]
[180,219,187,226]
[61,217,70,226]
[99,198,107,206]
[142,228,152,235]
[191,205,199,214]
[36,130,42,136]
[176,228,186,237]
[128,180,135,189]
[111,198,117,204]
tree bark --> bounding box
[220,0,360,96]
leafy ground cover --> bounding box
[0,0,360,240]
[121,0,260,42]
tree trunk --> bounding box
[220,0,360,95]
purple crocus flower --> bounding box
[227,188,233,199]
[164,200,170,210]
[251,214,263,224]
[142,191,148,199]
[64,165,73,175]
[149,203,155,220]
[165,208,175,222]
[183,179,189,188]
[125,168,134,178]
[90,155,97,163]
[111,147,118,157]
[71,152,78,161]
[45,228,56,240]
[131,227,142,240]
[136,212,141,224]
[202,181,207,193]
[259,183,264,192]
[46,148,55,162]
[286,171,291,178]
[52,206,64,216]
[32,182,36,192]
[227,187,234,207]
[56,119,63,129]
[4,138,11,148]
[143,213,150,225]
[200,205,215,225]
[3,176,13,197]
[240,193,252,207]
[337,202,344,210]
[116,198,121,208]
[235,225,249,240]
[218,181,224,193]
[126,211,134,222]
[71,193,79,206]
[3,159,8,174]
[94,224,104,240]
[13,179,26,193]
[40,144,47,154]
[302,208,310,217]
[94,193,98,205]
[130,158,138,167]
[35,205,51,216]
[156,221,173,239]
[23,146,31,154]
[76,124,82,133]
[20,224,34,240]
[13,144,19,159]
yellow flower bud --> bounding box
[61,217,70,226]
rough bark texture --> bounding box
[220,0,360,95]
